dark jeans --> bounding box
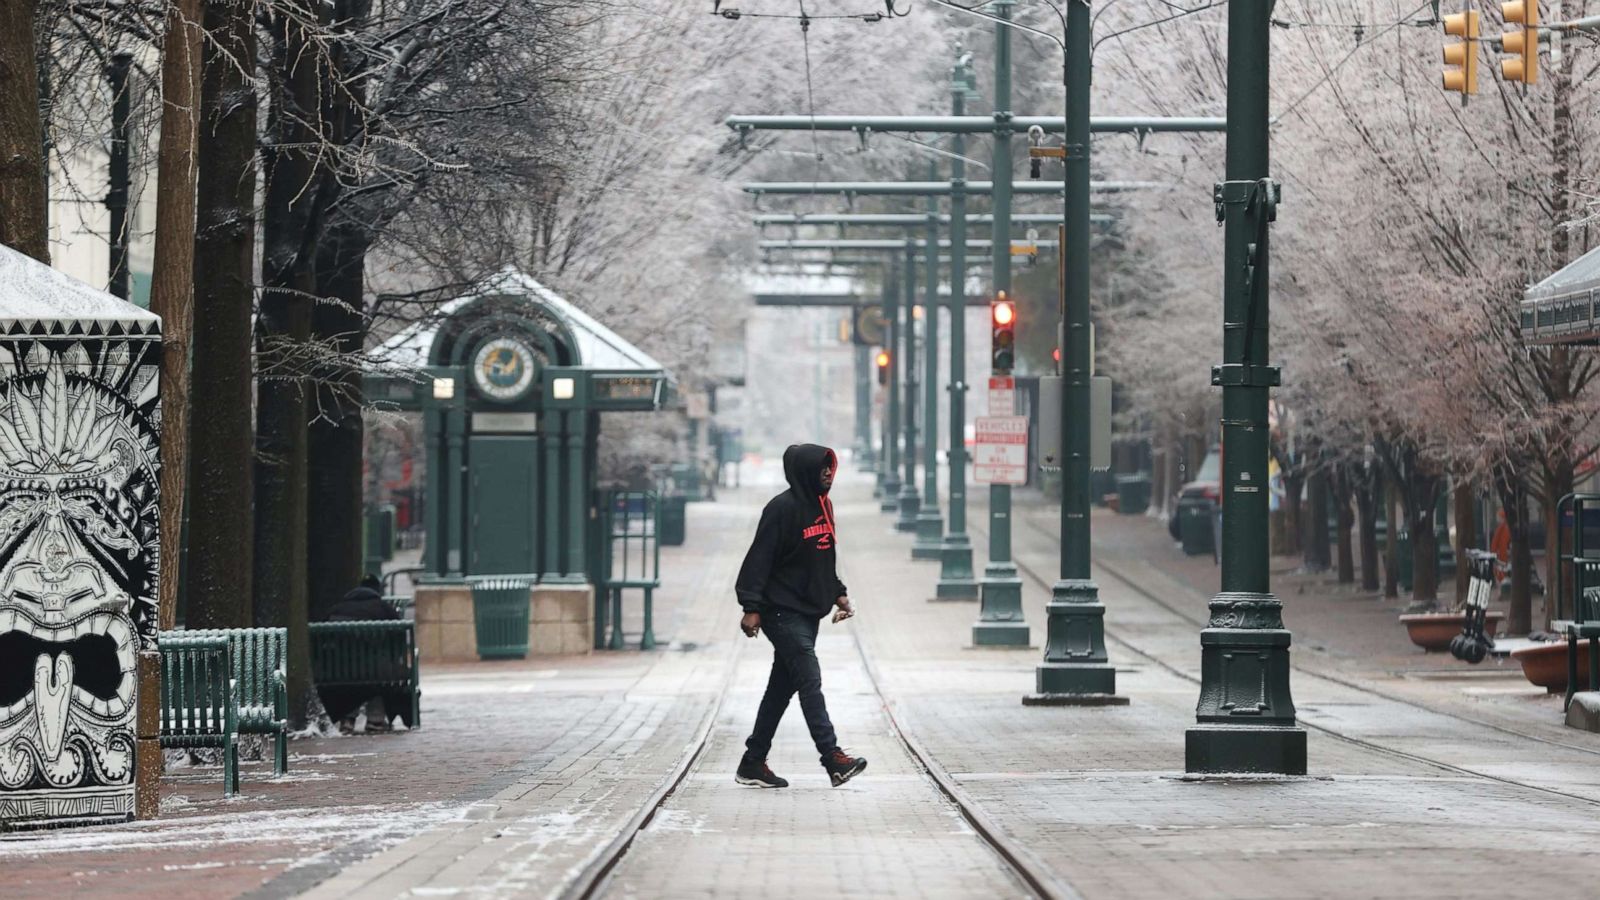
[743,607,838,762]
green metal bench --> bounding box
[170,628,289,775]
[308,620,421,729]
[158,635,240,796]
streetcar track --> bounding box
[850,628,1081,900]
[978,520,1600,809]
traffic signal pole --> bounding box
[973,0,1029,648]
[1186,0,1305,775]
[938,52,979,600]
[1026,0,1124,706]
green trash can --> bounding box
[659,495,687,547]
[1179,498,1214,556]
[468,575,535,660]
[1115,474,1152,516]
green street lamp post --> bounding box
[1025,0,1124,706]
[882,264,903,513]
[937,53,980,600]
[972,0,1029,648]
[897,237,921,532]
[1185,0,1305,774]
[912,176,945,558]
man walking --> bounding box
[734,443,868,789]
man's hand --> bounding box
[831,596,854,623]
[740,611,761,638]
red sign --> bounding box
[988,376,1015,416]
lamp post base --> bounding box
[935,536,978,599]
[911,512,944,559]
[895,488,921,532]
[1028,580,1123,702]
[881,475,902,513]
[1185,725,1307,775]
[974,570,1028,645]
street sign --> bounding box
[974,416,1028,485]
[987,376,1014,415]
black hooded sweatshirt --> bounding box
[735,444,846,618]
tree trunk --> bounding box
[1334,463,1354,584]
[1356,463,1379,592]
[1409,470,1442,610]
[1304,463,1330,574]
[187,0,256,630]
[150,0,204,630]
[1282,469,1304,558]
[1496,467,1533,636]
[256,5,322,727]
[306,0,370,620]
[1383,474,1399,599]
[1453,479,1474,606]
[0,0,48,262]
[1545,457,1575,632]
[307,226,368,619]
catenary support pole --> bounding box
[855,343,873,468]
[974,0,1029,647]
[882,264,903,512]
[1185,0,1305,774]
[913,164,945,559]
[897,237,921,531]
[1027,0,1124,706]
[938,52,979,600]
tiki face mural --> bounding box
[0,330,160,828]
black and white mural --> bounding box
[0,245,160,829]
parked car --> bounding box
[1168,447,1221,540]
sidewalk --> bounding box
[844,477,1600,898]
[0,497,761,899]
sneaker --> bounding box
[822,748,867,787]
[735,758,789,789]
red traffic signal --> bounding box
[991,292,1016,373]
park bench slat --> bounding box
[157,636,240,796]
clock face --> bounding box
[472,337,536,402]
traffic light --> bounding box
[991,292,1016,374]
[1443,10,1480,95]
[1501,1,1538,84]
[876,349,890,385]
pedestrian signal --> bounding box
[876,350,891,386]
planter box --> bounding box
[1512,639,1592,694]
[1399,611,1504,652]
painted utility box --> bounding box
[371,268,670,657]
[0,245,161,829]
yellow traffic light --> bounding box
[1501,1,1539,84]
[1442,11,1480,95]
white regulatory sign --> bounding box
[987,376,1015,416]
[974,415,1028,485]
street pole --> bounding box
[1185,0,1305,774]
[913,163,945,559]
[897,236,921,531]
[882,264,903,513]
[938,53,979,600]
[855,343,874,470]
[1027,0,1124,705]
[973,0,1029,647]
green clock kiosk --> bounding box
[370,269,671,657]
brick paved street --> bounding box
[9,467,1600,898]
